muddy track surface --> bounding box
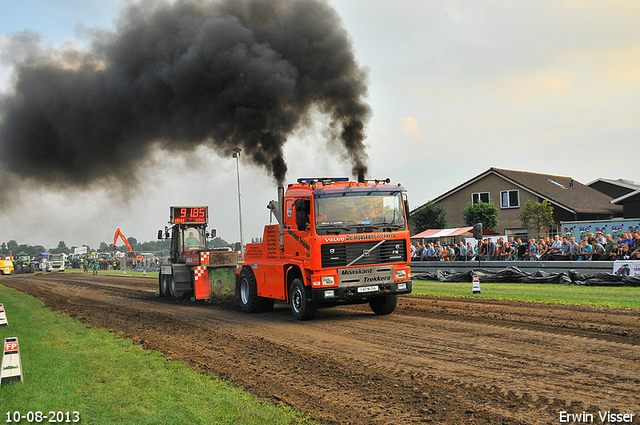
[2,273,639,424]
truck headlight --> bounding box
[395,269,407,280]
[322,276,335,286]
[397,283,407,291]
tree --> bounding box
[7,240,18,252]
[462,201,499,232]
[519,200,555,236]
[411,202,447,234]
[210,237,232,248]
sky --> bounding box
[1,0,639,250]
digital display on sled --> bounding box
[170,206,208,224]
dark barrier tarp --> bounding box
[411,265,640,287]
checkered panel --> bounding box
[194,265,207,282]
[200,251,210,265]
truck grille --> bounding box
[321,240,407,268]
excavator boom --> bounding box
[113,228,134,253]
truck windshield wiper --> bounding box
[317,225,352,234]
[372,224,402,230]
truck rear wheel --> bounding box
[237,267,274,313]
[290,279,317,321]
[369,294,397,315]
[159,274,171,297]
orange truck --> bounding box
[237,177,412,320]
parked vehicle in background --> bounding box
[38,252,50,271]
[48,253,67,271]
[13,253,35,274]
[1,258,15,275]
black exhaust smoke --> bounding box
[0,0,370,190]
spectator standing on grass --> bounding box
[92,259,99,276]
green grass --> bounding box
[411,280,640,309]
[0,285,315,425]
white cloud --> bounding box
[400,117,428,141]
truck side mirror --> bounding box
[404,199,410,224]
[473,223,483,240]
[210,229,216,238]
[157,230,163,240]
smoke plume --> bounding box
[0,0,370,188]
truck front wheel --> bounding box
[369,294,398,315]
[237,267,274,313]
[290,279,317,321]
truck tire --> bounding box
[159,274,171,297]
[169,274,178,298]
[237,267,274,313]
[15,264,22,274]
[30,263,35,273]
[369,294,397,315]
[290,278,317,321]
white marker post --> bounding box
[1,337,23,385]
[472,275,482,294]
[0,304,7,327]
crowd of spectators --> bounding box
[410,231,640,262]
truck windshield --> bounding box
[183,226,206,250]
[314,191,406,234]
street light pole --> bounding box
[232,148,244,259]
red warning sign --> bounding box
[4,341,18,352]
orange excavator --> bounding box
[112,228,143,268]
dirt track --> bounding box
[2,273,639,424]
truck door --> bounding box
[284,198,311,259]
